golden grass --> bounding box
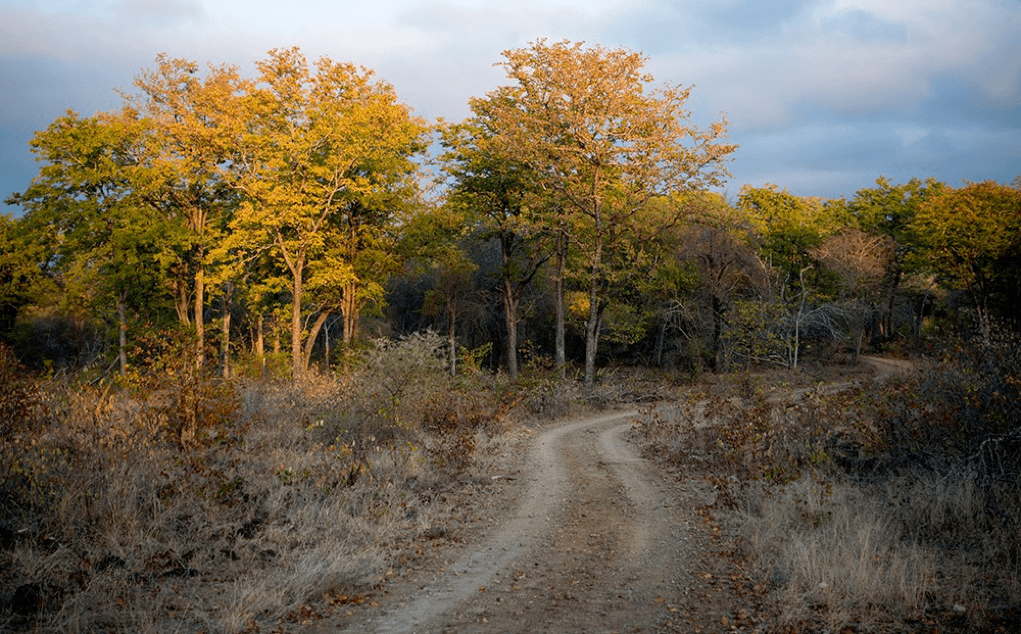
[1,335,565,633]
[633,354,1021,632]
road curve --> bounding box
[347,409,697,633]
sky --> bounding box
[2,0,1020,212]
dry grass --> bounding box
[740,478,938,630]
[633,341,1021,633]
[0,334,580,633]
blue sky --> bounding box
[2,0,1020,211]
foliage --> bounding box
[475,39,737,386]
[130,54,247,369]
[668,193,770,371]
[438,118,549,378]
[228,47,427,377]
[0,215,46,341]
[4,45,1017,382]
[738,184,845,290]
[913,180,1021,339]
[7,108,180,377]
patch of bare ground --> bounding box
[310,402,778,634]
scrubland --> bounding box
[0,332,584,634]
[633,333,1021,633]
[3,329,1019,633]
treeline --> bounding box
[2,41,1019,382]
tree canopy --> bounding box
[4,43,1017,381]
[471,39,737,385]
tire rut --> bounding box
[346,410,697,634]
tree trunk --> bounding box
[254,312,265,369]
[174,269,191,327]
[882,263,902,342]
[195,248,205,370]
[117,289,128,375]
[584,274,600,388]
[341,280,358,347]
[291,263,304,379]
[654,314,667,368]
[447,301,457,377]
[220,289,231,379]
[301,310,330,374]
[502,277,519,379]
[791,267,811,370]
[583,225,604,388]
[323,316,330,373]
[711,295,723,372]
[554,228,567,378]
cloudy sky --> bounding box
[2,0,1019,211]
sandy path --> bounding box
[341,410,703,633]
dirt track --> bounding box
[321,361,911,633]
[337,410,715,634]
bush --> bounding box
[633,332,1021,631]
[0,329,532,634]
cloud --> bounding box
[115,0,204,24]
[821,8,907,43]
[2,0,1019,207]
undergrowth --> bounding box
[0,333,582,633]
[633,330,1021,633]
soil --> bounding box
[301,410,749,634]
[304,359,910,634]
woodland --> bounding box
[1,40,1020,633]
[1,41,1019,383]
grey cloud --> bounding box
[3,0,1019,210]
[915,76,1021,131]
[695,0,818,35]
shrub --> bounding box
[634,331,1021,631]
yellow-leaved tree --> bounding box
[229,48,426,377]
[474,40,736,386]
[131,55,248,370]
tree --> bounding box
[672,193,768,371]
[737,184,849,368]
[914,181,1021,339]
[130,54,247,369]
[811,227,896,360]
[0,213,46,342]
[475,39,736,386]
[439,119,549,378]
[738,184,845,285]
[8,109,167,373]
[847,176,944,340]
[229,48,425,378]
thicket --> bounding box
[633,327,1021,632]
[0,331,585,633]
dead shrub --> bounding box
[0,330,532,633]
[633,331,1021,631]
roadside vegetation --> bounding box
[633,327,1021,633]
[1,331,601,633]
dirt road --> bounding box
[340,410,712,634]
